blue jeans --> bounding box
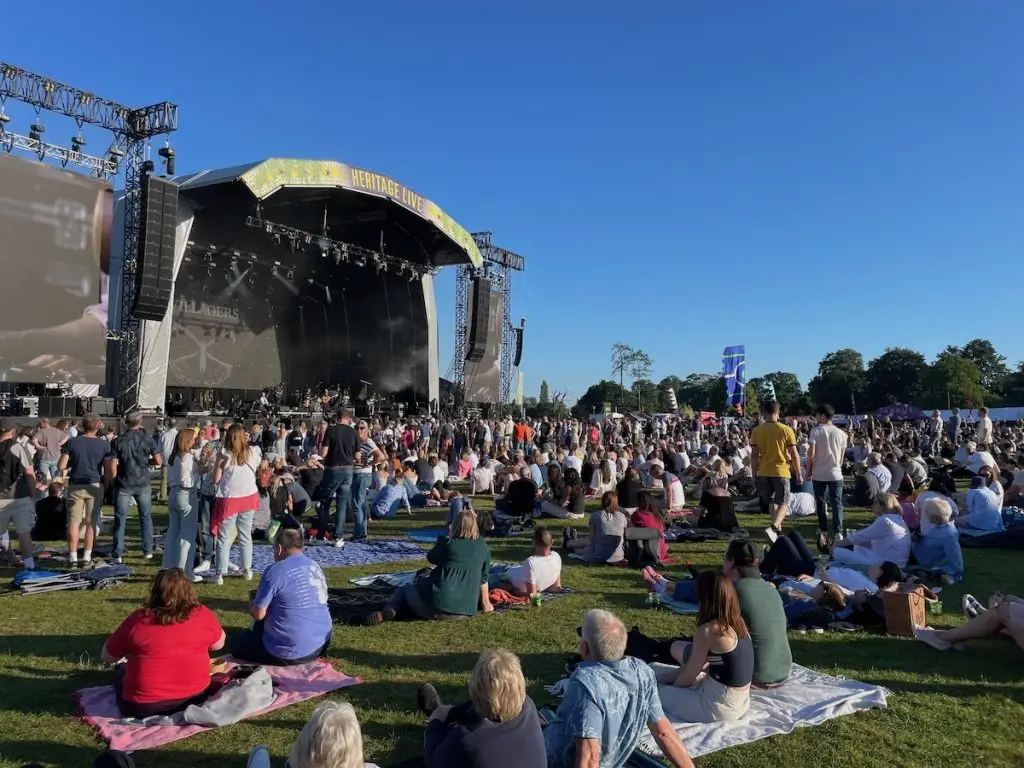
[38,458,59,482]
[113,485,154,559]
[197,493,216,562]
[318,466,354,537]
[447,495,466,525]
[164,487,198,577]
[812,480,844,536]
[216,509,254,576]
[349,472,371,539]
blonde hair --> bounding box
[468,648,527,722]
[873,492,901,516]
[288,701,364,768]
[451,509,480,540]
[922,497,953,525]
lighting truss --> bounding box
[244,216,427,279]
[0,128,119,176]
[0,61,179,412]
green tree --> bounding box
[959,339,1009,394]
[741,382,760,417]
[1002,362,1024,406]
[539,380,551,404]
[628,349,653,384]
[572,380,633,418]
[631,378,659,411]
[923,350,985,409]
[610,343,633,388]
[677,373,718,411]
[864,347,928,409]
[808,349,866,411]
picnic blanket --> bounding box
[637,663,889,759]
[404,528,450,544]
[228,538,425,573]
[75,660,360,752]
[658,596,699,615]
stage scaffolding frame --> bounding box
[447,232,525,407]
[0,62,178,412]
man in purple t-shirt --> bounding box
[230,528,332,665]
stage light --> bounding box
[272,233,282,245]
[142,159,155,174]
[158,143,176,175]
[324,285,332,305]
[318,237,330,255]
[28,122,44,142]
[355,255,367,267]
[71,134,86,153]
[265,222,273,234]
[287,270,295,281]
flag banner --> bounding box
[722,345,746,410]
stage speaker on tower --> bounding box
[513,318,525,367]
[466,276,491,363]
[133,174,179,321]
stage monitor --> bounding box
[0,154,112,385]
[464,287,503,404]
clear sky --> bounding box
[5,1,1023,402]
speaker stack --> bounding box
[133,174,179,321]
[466,277,491,363]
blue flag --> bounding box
[722,345,746,411]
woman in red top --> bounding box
[630,490,669,562]
[101,568,225,718]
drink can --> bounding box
[531,593,542,607]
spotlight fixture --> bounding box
[158,143,176,175]
[141,159,155,174]
[71,134,86,153]
[28,122,44,142]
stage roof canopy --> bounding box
[174,158,482,268]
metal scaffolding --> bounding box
[0,62,178,411]
[446,231,525,405]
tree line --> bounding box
[521,339,1024,419]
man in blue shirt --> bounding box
[372,477,411,520]
[544,609,693,768]
[110,411,163,563]
[958,476,1005,538]
[231,528,332,665]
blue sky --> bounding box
[5,1,1023,402]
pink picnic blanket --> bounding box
[75,660,361,752]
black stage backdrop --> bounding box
[167,256,429,402]
[464,288,502,404]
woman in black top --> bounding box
[616,465,643,510]
[562,467,587,517]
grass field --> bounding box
[2,498,1024,768]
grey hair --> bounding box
[288,700,365,768]
[922,497,953,525]
[581,609,627,662]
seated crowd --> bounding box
[6,401,1023,768]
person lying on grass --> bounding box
[654,569,753,723]
[505,526,564,597]
[915,593,1024,653]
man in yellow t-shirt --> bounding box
[750,400,802,542]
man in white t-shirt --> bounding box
[961,442,998,476]
[976,407,994,450]
[806,404,848,550]
[562,450,583,475]
[505,526,563,596]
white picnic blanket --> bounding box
[639,663,889,758]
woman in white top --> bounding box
[164,427,201,581]
[211,424,261,585]
[589,458,617,496]
[832,493,911,567]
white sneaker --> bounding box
[195,560,212,574]
[143,553,153,560]
[227,563,241,574]
[333,539,346,549]
[243,570,254,581]
[962,594,985,618]
[113,557,123,565]
[214,574,224,586]
[192,575,204,583]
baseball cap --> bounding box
[725,539,759,567]
[0,419,14,434]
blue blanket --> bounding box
[405,528,449,544]
[229,539,426,574]
[660,596,699,615]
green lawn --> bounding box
[2,499,1023,768]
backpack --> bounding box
[0,439,25,500]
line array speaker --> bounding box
[133,175,179,321]
[465,277,491,363]
[513,326,524,367]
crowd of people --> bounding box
[3,400,1024,768]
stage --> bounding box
[106,158,485,414]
